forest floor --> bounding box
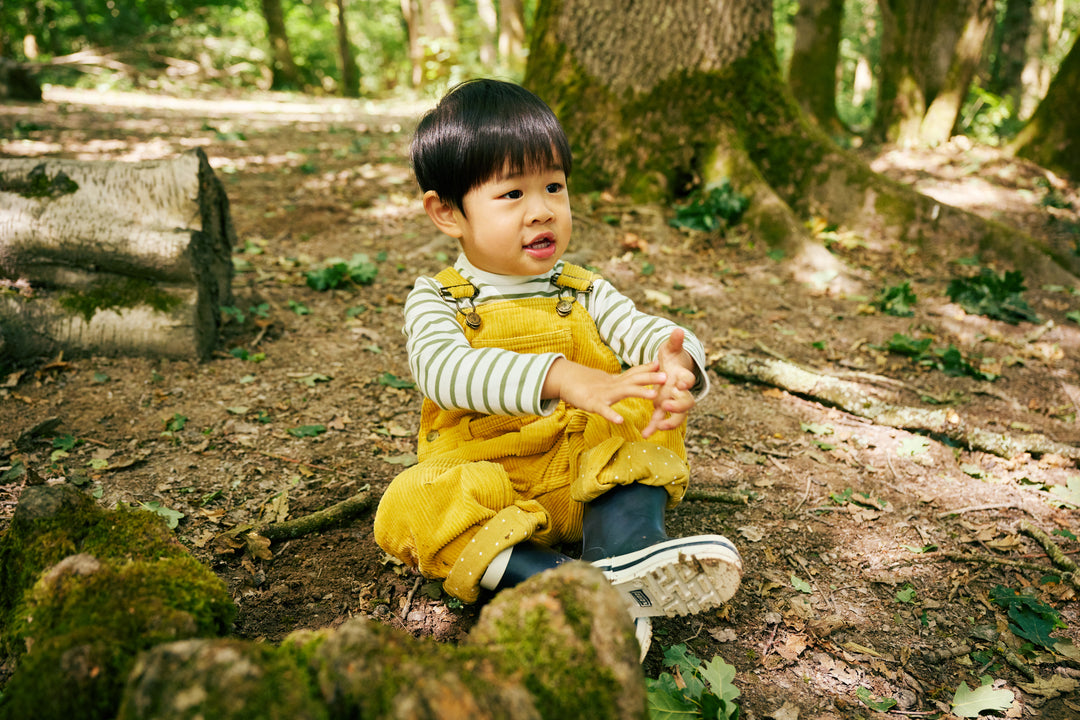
[2,87,1080,719]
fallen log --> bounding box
[0,148,235,362]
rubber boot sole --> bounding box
[592,535,742,619]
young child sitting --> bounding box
[374,78,741,654]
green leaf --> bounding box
[873,282,917,317]
[645,679,697,719]
[791,575,812,594]
[288,299,311,315]
[164,413,188,432]
[52,434,80,451]
[947,268,1039,324]
[1067,310,1080,325]
[378,372,415,389]
[139,500,185,529]
[897,437,930,456]
[1048,477,1080,508]
[951,681,1014,718]
[383,453,417,467]
[699,656,740,705]
[895,586,917,604]
[856,686,897,712]
[800,422,833,436]
[287,425,326,438]
[989,585,1065,649]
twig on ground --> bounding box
[999,643,1036,681]
[256,450,341,474]
[259,486,373,541]
[935,503,1022,519]
[1019,520,1079,574]
[684,488,749,504]
[922,644,972,663]
[926,552,1080,592]
[401,576,422,621]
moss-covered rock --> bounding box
[0,485,235,720]
[116,564,646,720]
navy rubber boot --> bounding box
[581,483,742,619]
[481,541,572,592]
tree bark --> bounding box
[1009,36,1080,180]
[499,0,526,71]
[526,0,1080,291]
[477,0,498,66]
[260,0,303,89]
[873,0,994,145]
[787,0,845,133]
[987,0,1034,110]
[334,0,360,97]
[0,148,235,362]
[919,0,996,144]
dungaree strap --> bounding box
[433,264,599,325]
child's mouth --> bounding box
[524,236,556,259]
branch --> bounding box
[712,352,1080,461]
[259,486,374,541]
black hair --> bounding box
[410,78,573,214]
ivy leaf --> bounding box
[699,656,740,705]
[951,681,1014,718]
[791,575,812,594]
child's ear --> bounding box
[422,191,464,238]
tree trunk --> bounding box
[477,0,498,66]
[787,0,845,133]
[987,0,1034,111]
[401,0,422,87]
[873,0,993,145]
[919,0,996,144]
[1009,35,1080,180]
[0,149,235,363]
[260,0,303,90]
[499,0,526,71]
[525,0,1080,287]
[334,0,360,97]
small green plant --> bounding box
[881,333,998,381]
[947,268,1039,324]
[646,644,740,719]
[873,282,917,317]
[305,253,378,291]
[670,180,749,234]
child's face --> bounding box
[430,165,572,276]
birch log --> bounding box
[0,148,235,361]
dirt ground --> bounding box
[2,87,1080,719]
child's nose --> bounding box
[526,196,555,223]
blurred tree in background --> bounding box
[0,0,1076,168]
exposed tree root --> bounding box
[1020,520,1080,575]
[684,488,750,504]
[927,552,1080,592]
[712,351,1080,462]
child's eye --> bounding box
[502,189,523,199]
[546,183,563,193]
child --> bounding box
[374,79,741,651]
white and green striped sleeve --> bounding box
[586,279,711,397]
[403,277,563,416]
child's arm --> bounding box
[541,357,668,426]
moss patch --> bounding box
[0,164,79,198]
[58,277,183,323]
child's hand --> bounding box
[543,359,667,426]
[642,328,698,438]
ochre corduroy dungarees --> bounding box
[373,265,689,602]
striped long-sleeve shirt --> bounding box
[404,255,710,417]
